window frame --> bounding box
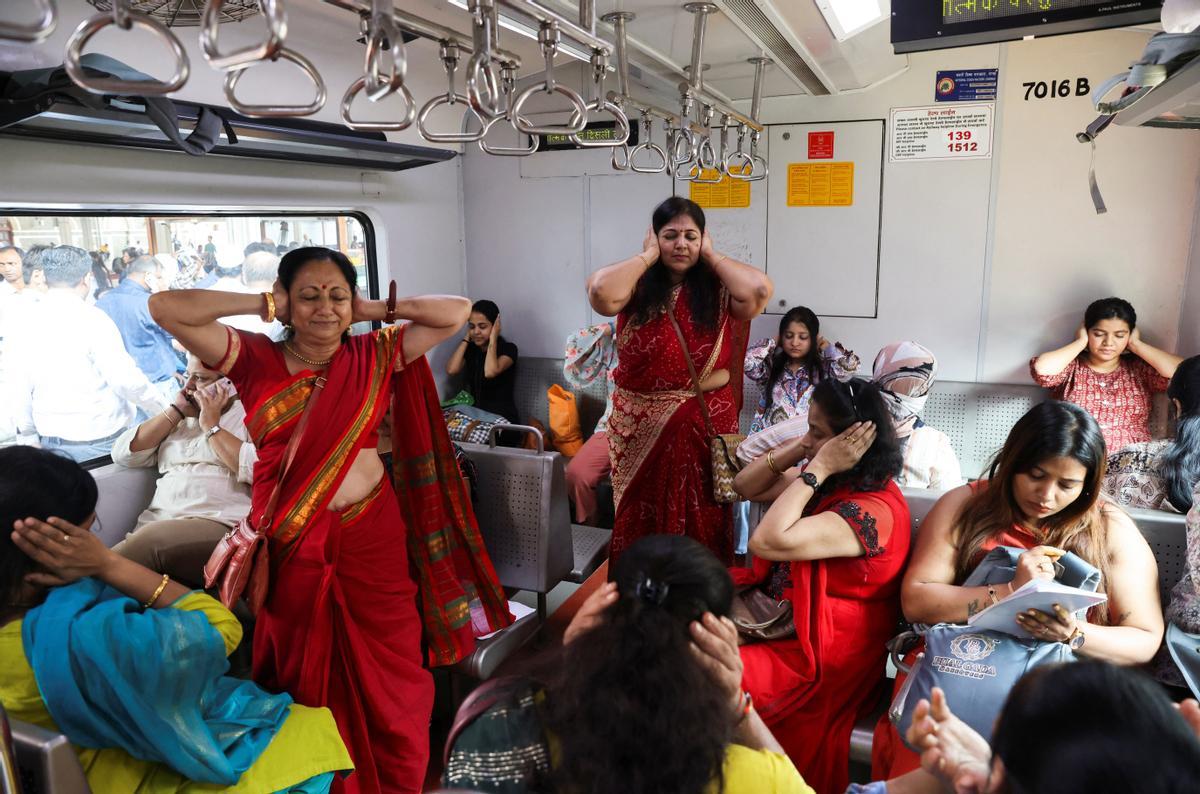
[1,207,379,470]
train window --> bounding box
[0,211,374,467]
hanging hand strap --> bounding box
[257,375,327,531]
[665,304,716,438]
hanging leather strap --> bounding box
[666,304,716,438]
[256,375,327,531]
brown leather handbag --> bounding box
[665,306,744,504]
[730,586,795,644]
[203,376,326,616]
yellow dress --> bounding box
[719,744,816,794]
[0,592,354,793]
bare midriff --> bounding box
[328,448,386,511]
[700,368,730,393]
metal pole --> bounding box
[493,0,612,55]
[607,90,706,134]
[748,56,770,121]
[320,0,522,66]
[600,12,634,104]
[683,3,717,93]
[579,0,595,34]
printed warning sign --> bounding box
[808,131,835,159]
[889,104,993,162]
[786,162,854,207]
[688,166,752,209]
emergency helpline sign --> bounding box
[889,104,994,163]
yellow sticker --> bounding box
[688,165,752,209]
[786,162,854,207]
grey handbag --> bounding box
[889,547,1101,749]
[1166,622,1200,699]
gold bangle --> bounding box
[637,252,653,269]
[144,574,170,609]
[262,291,276,324]
[713,253,729,268]
[766,449,782,476]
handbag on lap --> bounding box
[202,377,326,615]
[889,546,1100,748]
[665,305,745,504]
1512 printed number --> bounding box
[1023,78,1091,100]
[946,130,979,153]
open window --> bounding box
[0,210,375,467]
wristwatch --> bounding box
[1066,627,1086,650]
[800,471,822,491]
[203,424,221,441]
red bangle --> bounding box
[734,689,753,725]
[384,280,397,324]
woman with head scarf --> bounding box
[872,341,964,490]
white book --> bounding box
[967,578,1108,639]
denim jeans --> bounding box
[40,430,122,462]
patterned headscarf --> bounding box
[872,341,937,439]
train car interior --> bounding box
[1,0,1199,792]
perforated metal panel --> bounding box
[460,442,573,593]
[923,392,969,469]
[740,378,764,434]
[1131,507,1189,608]
[513,357,609,438]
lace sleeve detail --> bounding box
[833,500,890,558]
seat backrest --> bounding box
[459,438,574,593]
[10,719,91,794]
[922,381,1050,481]
[899,486,948,536]
[1127,506,1189,608]
[91,463,158,548]
[0,706,21,794]
[511,357,609,438]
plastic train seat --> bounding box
[9,718,90,794]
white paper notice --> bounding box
[889,104,994,162]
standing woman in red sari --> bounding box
[150,248,511,794]
[732,378,909,794]
[587,197,772,565]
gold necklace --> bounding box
[283,341,334,367]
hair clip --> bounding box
[635,576,670,606]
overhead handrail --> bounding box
[740,57,771,181]
[746,129,768,181]
[478,64,539,156]
[418,41,489,143]
[65,1,190,96]
[224,47,326,117]
[629,112,667,174]
[0,0,56,43]
[201,0,287,72]
[340,2,416,130]
[681,105,721,184]
[466,0,504,120]
[568,50,630,148]
[724,124,756,180]
[511,22,588,137]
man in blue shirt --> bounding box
[96,255,181,401]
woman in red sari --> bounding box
[871,400,1163,785]
[587,197,771,565]
[732,378,910,794]
[150,248,512,794]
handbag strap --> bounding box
[257,375,327,530]
[665,303,717,438]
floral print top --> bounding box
[744,338,859,434]
[564,321,617,433]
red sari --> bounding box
[608,284,745,565]
[211,325,510,794]
[734,482,911,794]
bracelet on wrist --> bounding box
[733,690,754,726]
[165,405,183,423]
[261,291,276,324]
[144,574,170,609]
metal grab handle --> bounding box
[746,130,768,181]
[341,76,416,131]
[487,423,544,453]
[669,127,696,168]
[630,141,668,174]
[0,0,56,43]
[478,65,538,155]
[681,138,721,183]
[568,99,630,147]
[611,143,630,171]
[511,83,589,136]
[466,53,503,119]
[418,93,487,143]
[224,48,326,117]
[362,0,407,101]
[201,0,286,72]
[723,149,756,180]
[65,3,190,96]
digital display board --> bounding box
[537,121,640,151]
[893,0,1162,54]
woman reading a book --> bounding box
[871,400,1164,782]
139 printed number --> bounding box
[1022,78,1091,100]
[946,130,979,153]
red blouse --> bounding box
[1029,354,1168,452]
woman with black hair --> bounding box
[1105,354,1200,513]
[0,447,353,792]
[731,377,909,794]
[444,298,520,424]
[872,400,1163,782]
[1031,296,1182,451]
[882,661,1200,794]
[150,247,512,794]
[744,306,858,435]
[586,197,772,564]
[443,534,812,794]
